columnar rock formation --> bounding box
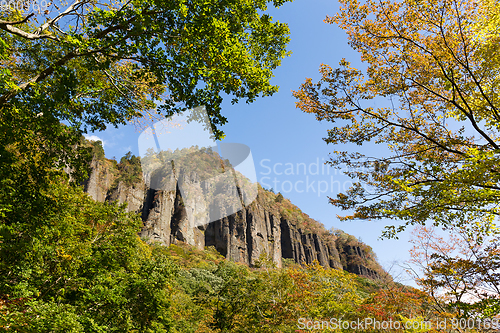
[83,157,384,279]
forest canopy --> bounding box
[0,0,291,139]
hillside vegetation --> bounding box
[0,169,426,332]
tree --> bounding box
[0,0,291,140]
[357,285,436,333]
[407,224,500,323]
[0,175,181,331]
[293,0,500,237]
[0,0,292,225]
[0,2,294,330]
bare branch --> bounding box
[0,18,58,40]
[34,0,87,36]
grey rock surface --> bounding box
[83,158,383,278]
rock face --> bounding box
[83,158,384,278]
[340,245,381,279]
[205,202,282,268]
[280,218,343,270]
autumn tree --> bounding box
[293,0,500,237]
[407,224,500,324]
[357,285,437,333]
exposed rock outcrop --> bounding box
[340,244,381,279]
[280,218,343,270]
[204,201,282,267]
[83,154,384,278]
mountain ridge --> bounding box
[83,141,386,279]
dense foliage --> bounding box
[293,0,500,326]
[0,195,428,333]
[294,0,500,237]
[0,0,291,140]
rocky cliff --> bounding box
[83,146,384,279]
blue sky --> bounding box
[85,0,417,285]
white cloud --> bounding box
[84,134,106,146]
